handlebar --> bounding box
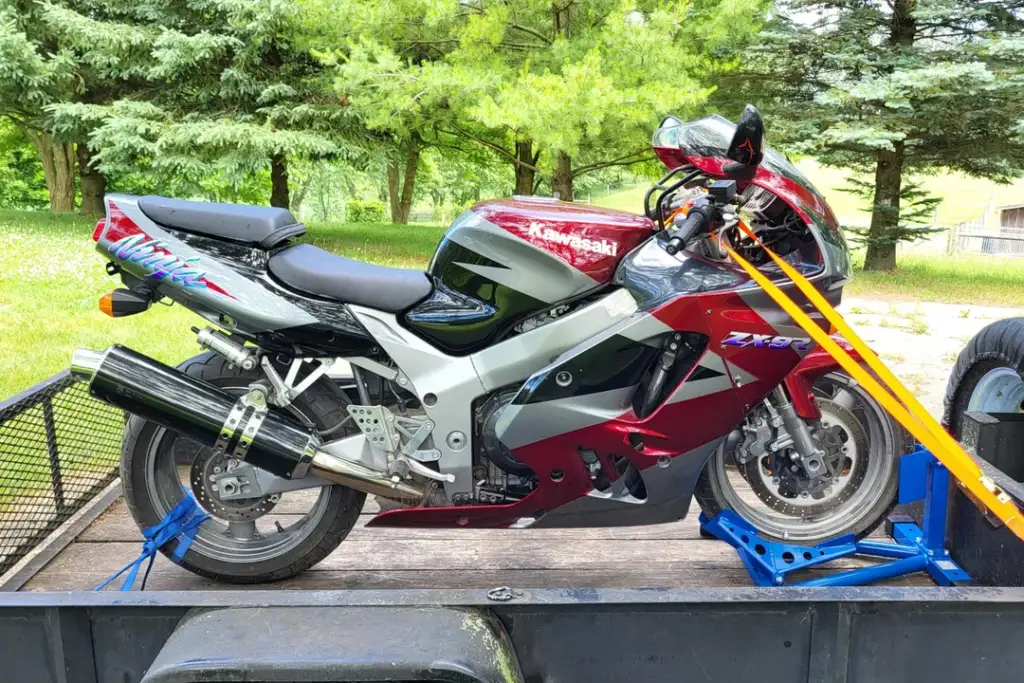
[664,199,716,255]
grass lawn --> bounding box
[2,205,1023,399]
[845,254,1024,306]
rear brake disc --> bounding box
[190,448,278,521]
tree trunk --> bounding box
[31,133,75,212]
[862,0,917,272]
[77,144,106,216]
[551,151,573,201]
[386,162,401,222]
[398,132,420,223]
[270,152,290,209]
[291,176,312,215]
[864,143,905,272]
[514,140,538,195]
[387,133,422,224]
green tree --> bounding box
[745,0,1024,271]
[0,1,77,211]
[49,0,359,209]
[0,119,48,208]
[327,0,763,209]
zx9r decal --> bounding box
[722,331,812,351]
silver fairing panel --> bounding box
[533,438,723,528]
[349,289,640,495]
[97,195,316,332]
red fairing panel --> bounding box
[473,198,654,283]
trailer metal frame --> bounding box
[3,586,1024,683]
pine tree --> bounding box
[47,0,359,209]
[743,0,1024,270]
[0,0,78,211]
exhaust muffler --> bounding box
[71,345,423,500]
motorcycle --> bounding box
[73,105,905,583]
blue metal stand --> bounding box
[700,446,971,587]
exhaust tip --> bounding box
[70,348,109,381]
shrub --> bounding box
[346,200,386,223]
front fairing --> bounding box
[652,115,851,284]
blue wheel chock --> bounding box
[699,445,971,587]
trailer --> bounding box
[2,367,1024,683]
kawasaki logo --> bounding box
[526,222,617,256]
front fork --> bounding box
[769,385,827,479]
[783,337,866,420]
[770,338,866,479]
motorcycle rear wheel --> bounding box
[120,352,365,584]
[694,370,908,543]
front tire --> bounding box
[695,369,907,542]
[120,353,365,584]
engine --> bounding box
[470,389,538,504]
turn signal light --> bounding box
[99,288,154,318]
[99,292,115,317]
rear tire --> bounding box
[944,318,1024,437]
[120,352,365,584]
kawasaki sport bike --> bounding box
[73,106,906,582]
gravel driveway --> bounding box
[840,298,1024,418]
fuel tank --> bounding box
[403,196,655,354]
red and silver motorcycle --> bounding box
[74,106,905,582]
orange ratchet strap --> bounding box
[721,220,1024,541]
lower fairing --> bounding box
[366,438,722,529]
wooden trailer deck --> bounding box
[19,492,930,591]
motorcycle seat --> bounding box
[137,196,306,248]
[268,243,432,312]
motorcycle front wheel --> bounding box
[694,370,909,543]
[120,352,365,584]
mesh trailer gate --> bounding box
[0,372,123,585]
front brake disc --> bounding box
[741,400,869,517]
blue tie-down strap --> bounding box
[94,494,209,592]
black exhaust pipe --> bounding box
[71,345,423,500]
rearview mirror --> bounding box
[726,105,764,168]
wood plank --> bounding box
[22,564,759,591]
[37,537,748,572]
[24,530,928,592]
[22,540,928,592]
